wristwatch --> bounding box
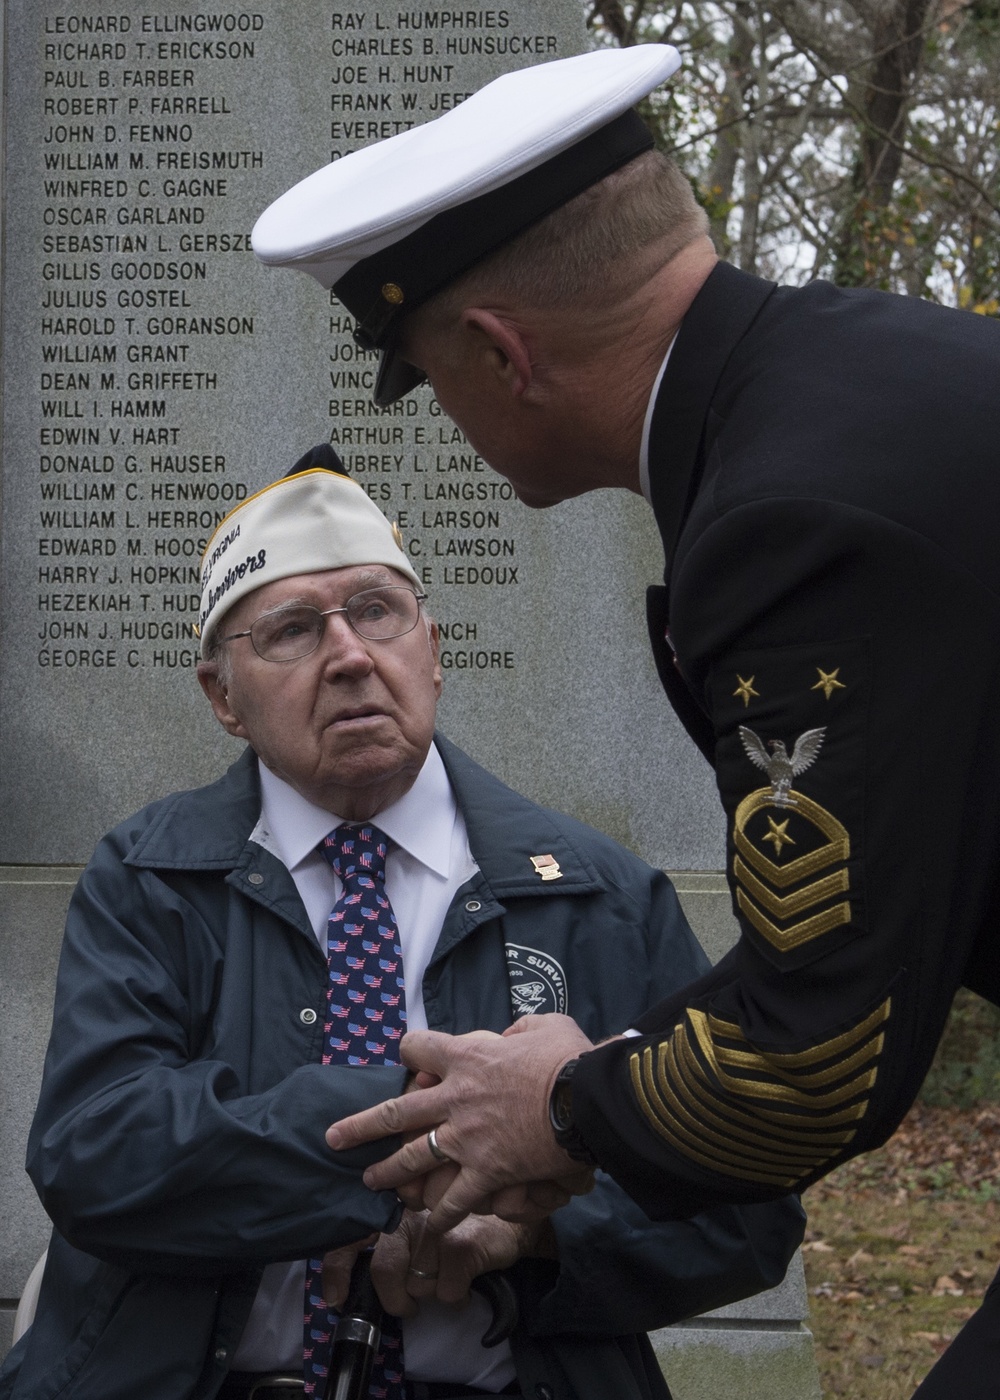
[548,1058,598,1166]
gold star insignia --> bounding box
[734,675,760,707]
[812,667,846,700]
[762,816,796,856]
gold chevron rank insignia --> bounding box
[734,725,850,957]
[629,997,892,1188]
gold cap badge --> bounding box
[381,282,404,305]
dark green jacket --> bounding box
[2,736,803,1400]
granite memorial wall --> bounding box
[0,3,818,1395]
[0,0,721,867]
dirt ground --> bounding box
[802,1102,1000,1398]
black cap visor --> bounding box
[335,109,654,407]
[374,340,428,407]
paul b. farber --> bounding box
[506,943,568,1017]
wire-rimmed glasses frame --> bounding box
[218,585,429,663]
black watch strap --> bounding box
[548,1057,598,1166]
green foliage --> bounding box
[919,987,1000,1108]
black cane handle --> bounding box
[471,1270,519,1347]
[343,1248,381,1320]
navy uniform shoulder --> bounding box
[702,278,1000,527]
[742,277,1000,403]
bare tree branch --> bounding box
[592,0,1000,295]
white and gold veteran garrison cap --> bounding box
[196,443,420,658]
[252,45,681,406]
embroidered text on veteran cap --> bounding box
[196,443,421,658]
[252,45,681,406]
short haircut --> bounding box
[418,149,708,323]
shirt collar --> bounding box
[255,743,456,880]
[638,333,677,505]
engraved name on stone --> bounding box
[30,6,565,680]
[2,2,589,858]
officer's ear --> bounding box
[460,308,534,397]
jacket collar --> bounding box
[125,745,261,871]
[125,738,607,899]
[648,261,776,585]
[434,734,606,900]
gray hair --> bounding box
[203,628,233,686]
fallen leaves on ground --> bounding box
[802,1101,1000,1400]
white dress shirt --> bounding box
[232,742,516,1392]
[638,333,678,506]
[612,338,681,1050]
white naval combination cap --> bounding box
[196,443,421,658]
[252,45,682,406]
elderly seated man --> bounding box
[1,445,803,1400]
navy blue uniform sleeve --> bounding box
[26,839,405,1274]
[574,495,1000,1218]
[539,857,803,1322]
[533,1177,804,1336]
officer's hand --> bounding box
[486,1173,595,1223]
[326,1018,594,1232]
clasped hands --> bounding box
[325,1014,598,1246]
[322,1015,596,1313]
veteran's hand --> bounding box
[365,1208,552,1317]
[320,1232,379,1308]
[325,1016,596,1231]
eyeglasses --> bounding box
[219,586,428,663]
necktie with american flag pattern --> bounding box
[303,823,407,1400]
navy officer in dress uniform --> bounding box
[252,47,1000,1399]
